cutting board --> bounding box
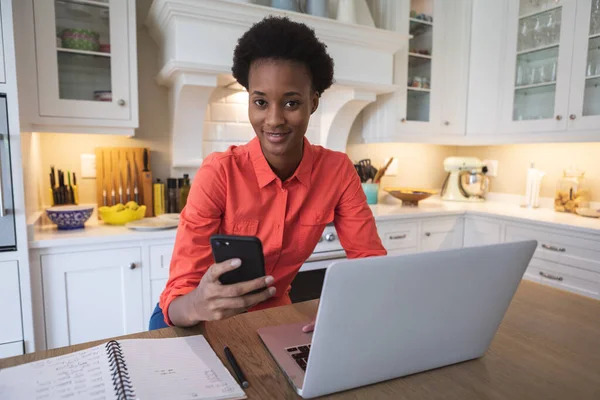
[95,147,153,218]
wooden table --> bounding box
[2,281,600,399]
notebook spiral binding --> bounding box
[105,340,136,400]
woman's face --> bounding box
[248,59,318,160]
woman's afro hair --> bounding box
[232,16,334,96]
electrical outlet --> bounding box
[81,154,96,178]
[384,158,398,176]
[483,159,499,177]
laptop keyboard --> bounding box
[286,344,311,371]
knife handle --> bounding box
[103,191,107,207]
[134,192,139,204]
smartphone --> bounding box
[210,235,266,289]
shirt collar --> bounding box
[248,136,313,188]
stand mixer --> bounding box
[441,157,489,202]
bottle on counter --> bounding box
[167,178,178,214]
[153,179,165,216]
[72,172,79,205]
[179,174,191,212]
[177,177,184,212]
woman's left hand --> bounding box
[302,319,315,333]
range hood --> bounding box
[146,0,408,168]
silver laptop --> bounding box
[257,240,537,399]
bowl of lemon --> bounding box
[98,201,146,225]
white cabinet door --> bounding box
[0,260,23,344]
[151,278,168,309]
[499,0,576,134]
[0,1,6,84]
[0,341,24,358]
[33,0,132,120]
[567,0,600,130]
[42,247,144,349]
[463,217,503,247]
[420,217,464,252]
[436,0,472,135]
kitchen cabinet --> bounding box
[0,1,5,84]
[398,0,471,135]
[420,217,464,252]
[360,0,472,141]
[149,243,173,308]
[377,220,419,254]
[23,0,138,135]
[41,247,144,349]
[463,217,504,247]
[498,0,600,135]
[567,0,600,131]
[0,341,24,358]
[505,222,600,299]
[0,261,23,349]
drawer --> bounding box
[0,341,24,359]
[527,258,600,299]
[505,224,600,274]
[149,244,174,279]
[377,221,418,251]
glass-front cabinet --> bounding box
[33,0,133,122]
[501,0,574,133]
[568,0,600,130]
[501,0,600,134]
[406,0,434,124]
[395,0,471,137]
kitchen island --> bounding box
[2,281,599,399]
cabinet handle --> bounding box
[389,234,407,240]
[539,271,563,281]
[444,121,450,126]
[129,263,137,270]
[401,118,406,123]
[425,232,431,237]
[118,99,126,106]
[541,244,565,252]
[555,115,562,121]
[569,114,576,120]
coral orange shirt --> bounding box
[160,137,386,325]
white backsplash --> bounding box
[201,87,321,157]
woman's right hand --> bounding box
[169,258,276,326]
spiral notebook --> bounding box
[0,336,246,400]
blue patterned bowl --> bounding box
[46,206,94,230]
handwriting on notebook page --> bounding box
[0,344,112,400]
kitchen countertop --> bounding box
[2,281,600,399]
[29,197,600,249]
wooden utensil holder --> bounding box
[95,147,153,218]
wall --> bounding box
[345,142,457,191]
[202,87,320,156]
[456,143,600,202]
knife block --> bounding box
[95,147,153,218]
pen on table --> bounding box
[224,346,249,389]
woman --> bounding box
[150,16,386,331]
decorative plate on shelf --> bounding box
[125,218,179,231]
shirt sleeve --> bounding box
[159,155,226,325]
[333,156,387,259]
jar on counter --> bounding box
[554,168,590,213]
